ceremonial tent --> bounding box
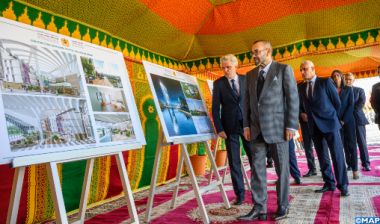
[0,0,379,223]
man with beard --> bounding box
[239,40,299,221]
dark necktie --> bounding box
[231,79,242,120]
[307,81,313,99]
[231,79,239,97]
[257,70,265,99]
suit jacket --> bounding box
[353,86,369,125]
[299,77,341,133]
[212,74,246,134]
[338,86,355,124]
[243,61,299,143]
[371,82,380,123]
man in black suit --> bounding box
[212,54,253,206]
[298,83,317,177]
[299,60,349,197]
[345,72,371,171]
[371,66,380,130]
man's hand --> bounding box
[300,113,308,122]
[244,128,251,141]
[218,131,227,139]
[285,129,295,141]
[340,121,344,126]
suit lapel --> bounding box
[222,76,238,101]
[311,77,320,101]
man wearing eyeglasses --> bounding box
[239,40,299,221]
[212,54,253,206]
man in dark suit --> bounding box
[289,139,302,184]
[239,40,299,221]
[299,60,349,197]
[298,83,317,177]
[212,54,253,206]
[345,72,371,171]
[371,66,380,130]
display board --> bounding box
[0,18,145,164]
[143,61,215,144]
[206,79,214,95]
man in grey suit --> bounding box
[239,40,299,221]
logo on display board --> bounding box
[60,38,70,47]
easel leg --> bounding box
[207,138,220,185]
[145,131,163,223]
[115,152,139,224]
[6,167,25,224]
[47,162,68,224]
[75,158,95,223]
[204,142,231,209]
[170,151,184,208]
[181,143,209,224]
[241,158,251,190]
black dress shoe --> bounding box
[341,189,350,197]
[266,163,273,168]
[314,186,335,193]
[363,166,371,171]
[238,208,267,221]
[294,177,302,185]
[303,170,317,177]
[273,207,289,221]
[233,198,244,205]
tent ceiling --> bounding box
[19,0,380,61]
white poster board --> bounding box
[0,18,145,165]
[206,79,214,95]
[142,61,215,144]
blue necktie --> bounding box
[231,79,239,97]
[307,81,313,99]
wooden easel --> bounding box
[207,137,251,190]
[7,149,140,224]
[144,131,231,224]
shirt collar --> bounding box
[259,60,273,77]
[309,75,317,83]
[227,74,238,82]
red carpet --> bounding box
[84,144,380,223]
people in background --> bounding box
[289,139,302,184]
[345,72,371,171]
[331,70,358,179]
[239,40,299,221]
[212,54,253,206]
[298,60,349,197]
[298,83,317,177]
[371,66,380,130]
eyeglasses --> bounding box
[251,48,267,55]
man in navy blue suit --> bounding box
[345,72,371,171]
[289,139,302,184]
[299,60,349,197]
[212,54,253,205]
